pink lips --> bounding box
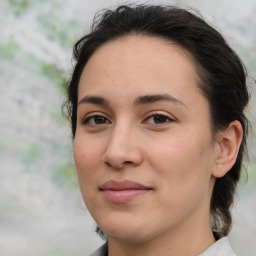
[100,180,152,203]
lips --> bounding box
[100,180,152,203]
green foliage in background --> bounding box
[52,163,78,191]
[9,0,46,16]
[41,62,68,92]
[9,0,30,16]
[0,41,68,93]
[22,144,42,165]
[38,13,83,49]
[0,41,20,59]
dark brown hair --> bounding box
[64,4,250,239]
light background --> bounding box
[0,0,255,255]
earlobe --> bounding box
[212,120,243,178]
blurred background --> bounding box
[0,0,255,255]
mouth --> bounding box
[100,180,152,203]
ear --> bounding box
[212,120,243,178]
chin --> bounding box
[98,218,150,243]
[101,220,169,245]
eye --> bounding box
[83,115,110,126]
[144,114,174,125]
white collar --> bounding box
[199,237,236,256]
[89,242,108,256]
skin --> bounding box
[73,35,243,256]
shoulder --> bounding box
[199,237,237,256]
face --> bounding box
[74,36,219,243]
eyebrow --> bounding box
[78,96,110,106]
[78,94,187,108]
[134,94,187,108]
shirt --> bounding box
[89,237,236,256]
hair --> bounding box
[64,4,250,239]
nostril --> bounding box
[123,161,133,165]
[105,162,112,167]
[104,160,134,169]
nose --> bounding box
[102,125,143,170]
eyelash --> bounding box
[82,114,110,126]
[143,113,174,125]
[82,112,174,127]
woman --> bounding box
[64,5,250,256]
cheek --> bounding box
[74,133,103,169]
[147,134,194,172]
[73,138,102,209]
[73,136,103,190]
[148,132,214,194]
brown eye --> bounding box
[145,114,173,125]
[94,116,107,124]
[153,115,168,124]
[83,115,110,125]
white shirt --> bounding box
[89,237,236,256]
[199,237,237,256]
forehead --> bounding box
[78,35,204,106]
[83,35,197,77]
